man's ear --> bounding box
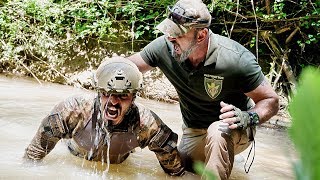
[197,28,208,43]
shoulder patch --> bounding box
[204,74,223,100]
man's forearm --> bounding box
[250,97,279,124]
[24,130,59,160]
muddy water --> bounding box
[0,75,297,179]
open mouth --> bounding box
[174,44,180,53]
[105,105,121,119]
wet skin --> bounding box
[100,93,134,125]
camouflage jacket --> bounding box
[24,94,184,176]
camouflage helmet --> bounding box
[95,56,143,94]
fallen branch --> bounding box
[281,53,297,94]
[272,57,284,90]
[286,26,300,44]
[261,30,297,94]
[229,0,240,38]
[15,57,42,85]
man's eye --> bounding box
[100,91,108,96]
[119,94,129,99]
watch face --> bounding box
[250,112,259,125]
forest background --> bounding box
[0,0,319,126]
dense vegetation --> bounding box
[0,0,319,100]
[207,0,319,98]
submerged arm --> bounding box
[24,96,85,160]
[24,113,67,160]
[136,105,185,176]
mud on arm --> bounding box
[24,112,69,160]
[23,95,88,160]
[137,107,185,176]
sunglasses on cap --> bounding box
[167,6,209,25]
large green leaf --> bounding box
[289,66,320,180]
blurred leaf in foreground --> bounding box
[193,161,217,180]
[288,66,320,180]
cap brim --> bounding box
[156,18,189,38]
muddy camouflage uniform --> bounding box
[24,94,184,176]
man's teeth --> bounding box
[109,106,117,111]
[174,44,180,53]
[107,107,118,118]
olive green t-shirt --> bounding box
[140,31,264,128]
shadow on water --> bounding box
[0,74,297,179]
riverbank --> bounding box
[1,70,292,129]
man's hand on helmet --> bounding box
[219,101,259,130]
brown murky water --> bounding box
[0,75,297,179]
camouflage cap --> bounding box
[156,0,211,38]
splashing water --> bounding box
[102,128,111,180]
[97,94,112,179]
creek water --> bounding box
[0,74,297,180]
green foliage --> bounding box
[207,0,319,96]
[0,0,171,82]
[273,0,286,19]
[209,0,319,47]
[250,36,256,48]
[288,66,320,180]
[0,0,319,90]
[193,161,217,180]
[208,0,237,12]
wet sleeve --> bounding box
[136,105,185,176]
[238,51,265,93]
[140,36,167,67]
[24,96,81,160]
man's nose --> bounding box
[109,95,120,104]
[167,36,176,42]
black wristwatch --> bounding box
[248,112,259,126]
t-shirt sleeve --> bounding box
[140,36,167,67]
[238,51,265,93]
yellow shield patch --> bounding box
[204,74,223,99]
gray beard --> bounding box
[172,47,193,63]
[172,41,197,63]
